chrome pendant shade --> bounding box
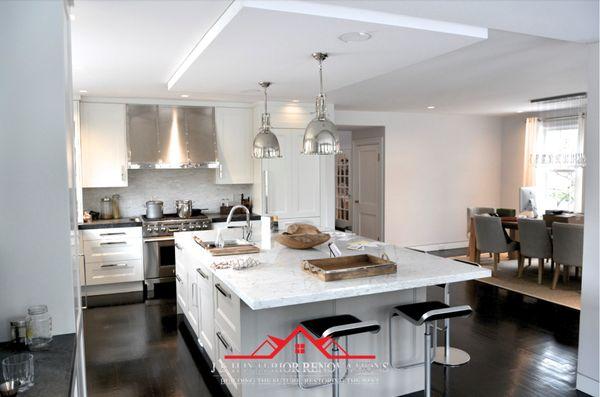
[302,52,340,155]
[253,81,282,159]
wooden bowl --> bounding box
[275,223,330,249]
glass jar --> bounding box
[100,196,113,220]
[111,194,121,219]
[25,305,52,351]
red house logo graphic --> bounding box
[225,325,376,360]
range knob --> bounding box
[160,226,167,232]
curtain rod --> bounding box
[538,113,585,122]
[530,92,587,103]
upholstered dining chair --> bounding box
[467,207,495,236]
[552,223,584,290]
[473,215,520,272]
[518,218,552,284]
[496,208,516,218]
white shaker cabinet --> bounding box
[80,102,128,187]
[215,107,253,184]
[262,130,320,219]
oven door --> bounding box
[143,237,176,279]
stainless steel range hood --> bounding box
[127,104,219,169]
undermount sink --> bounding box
[201,239,253,249]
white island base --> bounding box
[215,288,428,397]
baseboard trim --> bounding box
[408,241,468,252]
[577,373,599,397]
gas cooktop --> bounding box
[142,212,211,237]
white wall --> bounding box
[499,115,527,209]
[336,110,503,247]
[0,1,76,341]
[577,42,599,397]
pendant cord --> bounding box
[264,86,268,114]
[319,59,324,96]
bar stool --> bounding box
[391,302,472,397]
[433,258,480,367]
[297,314,380,397]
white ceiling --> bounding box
[320,0,599,43]
[168,2,487,99]
[71,0,597,115]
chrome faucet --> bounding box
[226,205,252,241]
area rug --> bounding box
[453,254,581,310]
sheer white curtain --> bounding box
[522,117,540,187]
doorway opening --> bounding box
[336,126,385,241]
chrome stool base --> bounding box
[433,347,470,367]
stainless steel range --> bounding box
[142,212,211,299]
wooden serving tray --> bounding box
[302,254,396,282]
[193,236,260,256]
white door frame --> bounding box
[352,136,385,241]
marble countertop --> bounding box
[78,217,142,229]
[184,232,491,310]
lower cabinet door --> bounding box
[215,322,242,397]
[196,265,215,362]
[175,270,187,314]
[186,269,199,336]
[85,259,143,285]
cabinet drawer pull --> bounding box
[175,274,182,282]
[100,263,127,268]
[100,241,127,246]
[215,283,231,299]
[196,268,208,279]
[216,331,230,351]
[99,232,126,236]
[175,243,182,250]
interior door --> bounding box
[353,139,383,240]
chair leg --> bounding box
[332,341,339,397]
[552,264,561,289]
[551,260,555,273]
[424,323,432,397]
[489,253,493,258]
[475,250,481,264]
[575,267,581,279]
[563,265,569,284]
[538,258,543,284]
[517,255,524,278]
[527,257,531,267]
[493,253,499,272]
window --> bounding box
[534,116,584,213]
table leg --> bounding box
[507,228,518,260]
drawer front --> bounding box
[215,322,242,397]
[83,238,142,263]
[214,278,241,349]
[86,259,143,285]
[81,227,142,241]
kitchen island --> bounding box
[174,230,490,397]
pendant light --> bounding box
[253,81,281,159]
[302,52,340,155]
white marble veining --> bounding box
[180,231,491,310]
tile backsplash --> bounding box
[83,169,252,217]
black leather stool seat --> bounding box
[392,301,472,326]
[301,314,380,338]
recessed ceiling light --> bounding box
[79,90,88,93]
[516,110,524,113]
[427,105,435,109]
[291,99,300,103]
[180,94,189,98]
[338,32,372,43]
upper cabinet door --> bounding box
[215,107,253,184]
[293,132,320,218]
[262,131,293,217]
[80,103,128,187]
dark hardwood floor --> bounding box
[84,271,585,397]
